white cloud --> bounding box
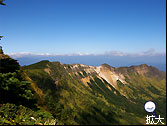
[7,49,165,58]
[104,51,126,56]
[7,52,92,58]
[137,48,155,56]
[104,49,165,57]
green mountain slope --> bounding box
[23,60,166,125]
[0,53,59,125]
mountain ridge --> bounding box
[23,60,166,95]
[22,60,166,125]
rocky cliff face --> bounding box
[65,63,165,92]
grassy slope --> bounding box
[23,61,166,125]
[116,73,166,121]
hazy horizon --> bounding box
[7,50,166,71]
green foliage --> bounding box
[0,55,61,125]
[0,103,59,125]
[117,80,124,88]
[24,69,56,93]
[77,72,83,78]
[82,70,87,77]
[0,70,37,108]
[0,0,6,5]
[67,65,72,71]
[116,73,166,121]
[0,57,20,73]
[0,46,3,54]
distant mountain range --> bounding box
[10,54,166,71]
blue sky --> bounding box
[0,0,166,55]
